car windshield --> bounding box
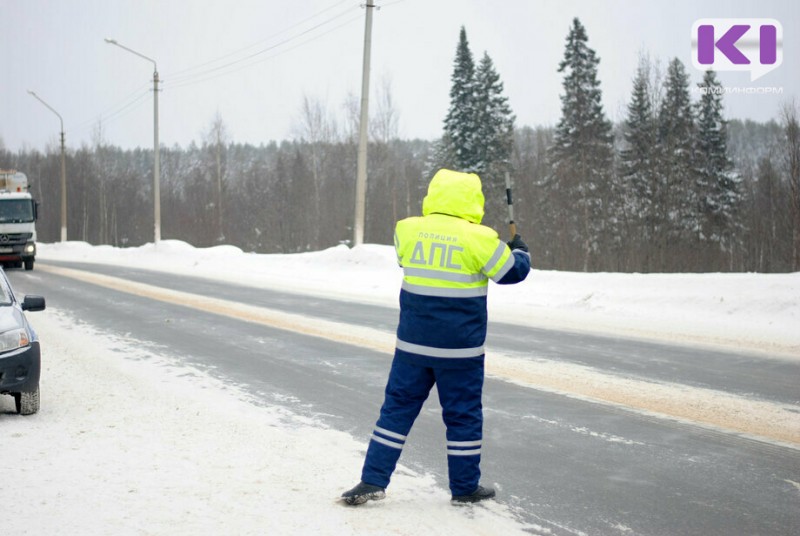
[0,199,34,223]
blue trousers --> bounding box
[360,356,485,496]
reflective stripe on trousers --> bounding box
[360,357,484,496]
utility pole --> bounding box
[353,0,375,246]
[153,68,161,243]
[105,38,161,243]
[27,90,67,241]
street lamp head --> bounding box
[27,89,64,128]
[104,38,157,71]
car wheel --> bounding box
[24,259,34,271]
[14,386,40,415]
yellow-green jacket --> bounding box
[394,169,530,369]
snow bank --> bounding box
[38,241,800,357]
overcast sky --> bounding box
[2,0,798,152]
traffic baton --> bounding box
[504,171,516,239]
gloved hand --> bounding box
[507,234,529,253]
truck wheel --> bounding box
[24,259,34,271]
[14,386,40,415]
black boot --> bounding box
[341,482,386,505]
[451,484,496,504]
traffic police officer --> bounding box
[342,168,531,505]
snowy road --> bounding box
[5,261,800,535]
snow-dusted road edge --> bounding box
[2,309,536,535]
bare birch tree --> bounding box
[203,111,229,243]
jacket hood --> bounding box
[421,169,485,224]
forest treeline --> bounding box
[2,19,798,273]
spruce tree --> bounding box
[473,51,515,224]
[657,58,697,268]
[474,52,515,175]
[548,17,614,271]
[430,27,517,232]
[442,26,479,172]
[620,57,660,270]
[696,69,740,256]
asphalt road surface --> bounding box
[8,261,800,536]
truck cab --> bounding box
[0,171,38,271]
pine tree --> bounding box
[548,17,614,271]
[695,69,741,257]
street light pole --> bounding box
[27,90,67,242]
[104,38,161,243]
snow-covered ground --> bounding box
[3,241,799,535]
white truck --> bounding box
[0,170,38,271]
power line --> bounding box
[73,89,151,138]
[69,1,355,139]
[73,82,150,132]
[98,90,151,126]
[165,2,360,86]
[167,0,351,80]
[71,1,399,141]
[166,11,364,91]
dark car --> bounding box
[0,268,45,414]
